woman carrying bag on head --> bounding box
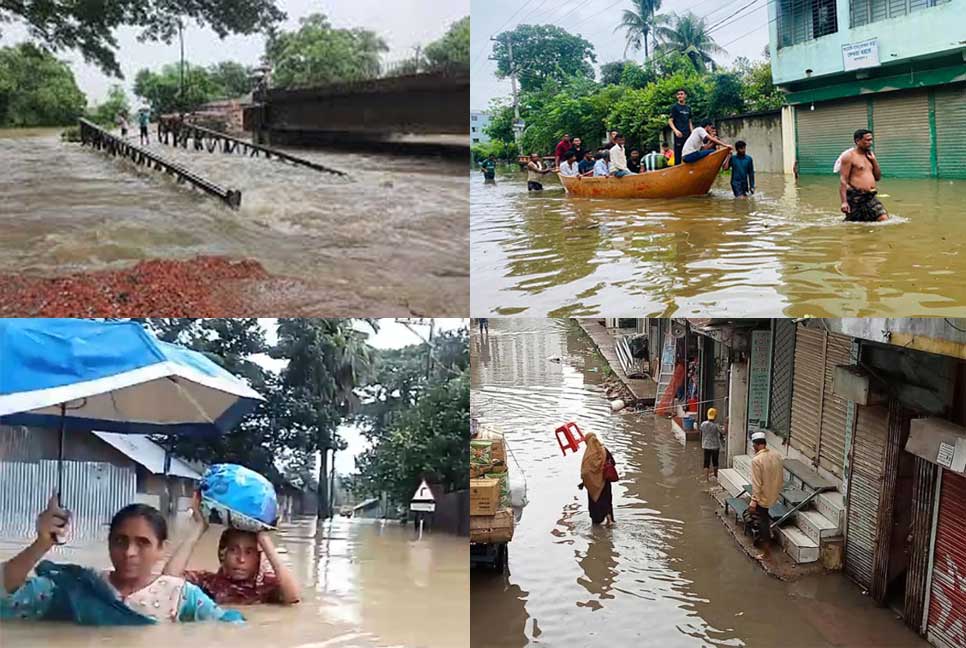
[578,433,618,526]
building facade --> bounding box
[471,110,491,145]
[768,0,966,177]
[672,318,966,647]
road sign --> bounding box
[411,478,435,502]
[410,502,436,512]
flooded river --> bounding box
[0,515,468,647]
[470,318,925,647]
[0,129,468,314]
[470,168,966,317]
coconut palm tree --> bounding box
[653,12,726,72]
[616,0,663,60]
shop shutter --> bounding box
[927,470,966,648]
[904,455,938,633]
[769,319,797,438]
[789,327,825,461]
[797,98,868,174]
[872,90,931,178]
[818,333,854,478]
[935,84,966,179]
[845,403,889,590]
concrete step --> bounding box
[815,490,846,531]
[778,524,820,564]
[795,509,840,545]
[733,454,753,480]
[717,468,746,498]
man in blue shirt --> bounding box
[730,141,755,197]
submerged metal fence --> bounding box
[0,460,136,543]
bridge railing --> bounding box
[158,118,346,177]
[78,119,242,208]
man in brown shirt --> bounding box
[750,431,783,546]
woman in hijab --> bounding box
[163,492,300,605]
[578,433,617,526]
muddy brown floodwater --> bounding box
[0,129,468,315]
[470,318,926,648]
[470,168,966,317]
[0,516,468,648]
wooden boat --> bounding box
[557,148,730,199]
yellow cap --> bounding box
[707,408,717,420]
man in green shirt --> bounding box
[481,155,496,182]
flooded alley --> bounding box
[470,170,966,317]
[0,515,468,648]
[0,129,468,314]
[469,318,926,647]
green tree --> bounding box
[653,12,725,73]
[0,43,86,127]
[708,72,744,118]
[272,318,375,518]
[492,24,596,93]
[133,63,222,115]
[519,79,620,155]
[353,328,469,507]
[735,57,784,112]
[599,61,626,86]
[207,61,253,98]
[619,61,656,88]
[617,0,663,60]
[483,101,517,144]
[266,14,388,89]
[87,85,130,127]
[472,140,518,163]
[423,16,469,72]
[0,0,284,78]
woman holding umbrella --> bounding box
[0,494,244,625]
[578,433,618,526]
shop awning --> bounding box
[92,431,201,480]
[907,418,966,473]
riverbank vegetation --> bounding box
[472,16,782,162]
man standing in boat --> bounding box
[840,129,888,222]
[668,89,693,166]
[554,134,572,167]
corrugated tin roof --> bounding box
[92,432,201,480]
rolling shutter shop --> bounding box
[845,403,889,591]
[788,327,853,476]
[872,90,932,179]
[796,98,868,174]
[935,84,966,179]
[769,319,797,439]
[927,470,966,648]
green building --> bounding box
[768,0,966,177]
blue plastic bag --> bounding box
[199,464,278,532]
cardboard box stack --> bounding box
[469,434,514,543]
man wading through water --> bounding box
[700,408,723,481]
[840,129,888,222]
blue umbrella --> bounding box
[0,319,264,514]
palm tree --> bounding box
[616,0,663,60]
[653,12,726,72]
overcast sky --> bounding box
[471,0,772,110]
[1,0,468,104]
[251,318,467,476]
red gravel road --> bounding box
[0,257,270,317]
[0,256,416,316]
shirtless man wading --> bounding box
[840,129,888,222]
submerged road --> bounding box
[470,318,926,647]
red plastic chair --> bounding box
[555,422,586,456]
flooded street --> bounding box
[470,318,925,647]
[0,515,468,648]
[0,129,468,314]
[470,169,966,317]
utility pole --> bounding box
[178,20,185,118]
[490,34,523,146]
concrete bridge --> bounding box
[243,71,468,154]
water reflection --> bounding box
[471,169,966,316]
[0,515,467,647]
[470,318,925,647]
